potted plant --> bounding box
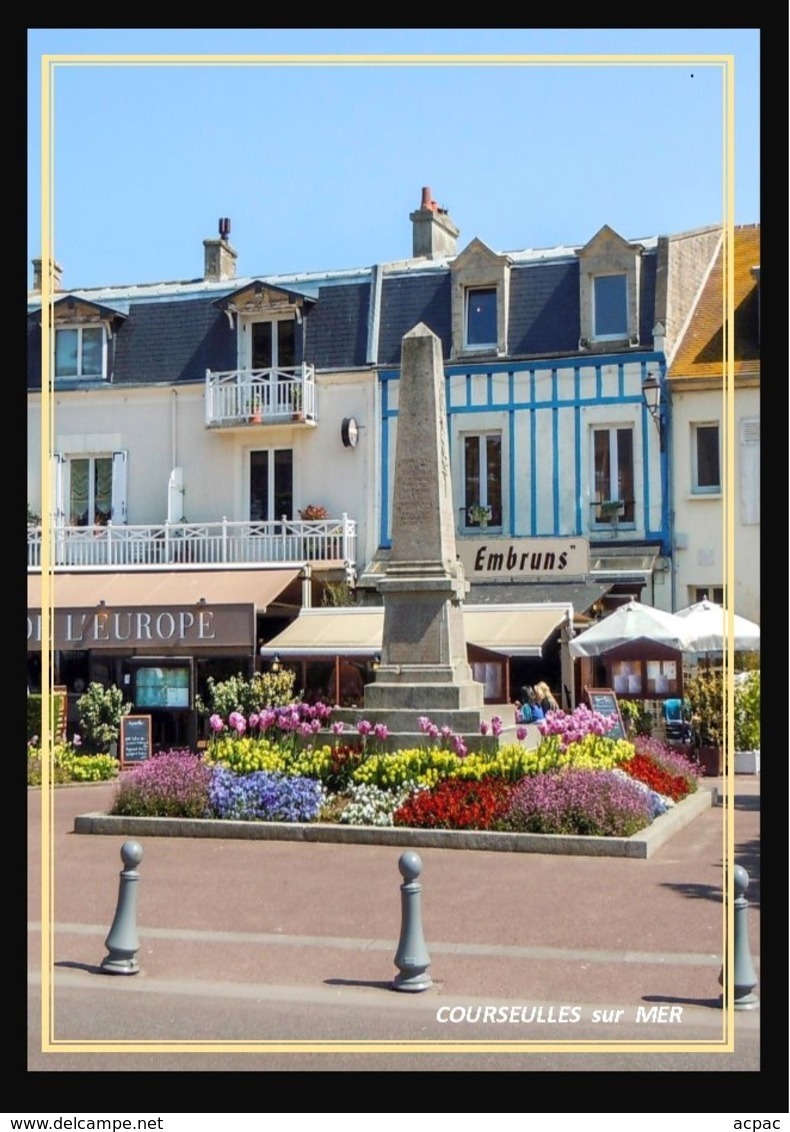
[685,669,724,776]
[467,502,491,528]
[298,504,329,520]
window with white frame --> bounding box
[464,287,497,349]
[63,452,127,526]
[592,427,635,524]
[693,586,724,604]
[250,318,296,371]
[250,448,293,522]
[593,274,628,339]
[463,433,502,528]
[55,325,106,379]
[692,423,721,494]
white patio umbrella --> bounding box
[569,599,693,658]
[675,599,760,655]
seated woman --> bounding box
[515,686,545,723]
[533,680,559,714]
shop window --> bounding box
[592,427,634,525]
[611,658,680,698]
[250,448,293,521]
[464,433,502,528]
[55,325,106,380]
[692,423,721,493]
[471,661,504,702]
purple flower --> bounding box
[72,733,82,747]
[228,712,246,736]
[453,736,468,758]
[516,726,527,741]
[248,713,259,729]
[357,720,372,736]
[479,721,490,736]
[373,723,389,740]
[259,708,277,731]
[209,714,225,733]
[491,715,503,737]
[331,721,345,735]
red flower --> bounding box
[394,777,512,830]
[621,754,691,802]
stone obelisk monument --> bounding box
[362,322,485,740]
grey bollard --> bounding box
[718,863,759,1010]
[100,840,143,975]
[392,850,432,992]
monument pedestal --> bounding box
[353,323,489,749]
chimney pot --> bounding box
[410,189,459,259]
[204,221,237,281]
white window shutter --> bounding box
[111,450,128,524]
[739,419,760,526]
[50,452,65,526]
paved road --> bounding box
[27,775,762,1076]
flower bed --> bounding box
[107,703,704,838]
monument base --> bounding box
[329,702,532,755]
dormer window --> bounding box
[450,238,511,359]
[577,225,643,351]
[593,274,628,339]
[55,325,106,380]
[465,287,497,349]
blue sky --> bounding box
[28,28,760,291]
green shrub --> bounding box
[200,670,297,718]
[685,670,724,747]
[76,682,132,750]
[734,671,760,751]
[27,692,67,742]
[27,742,118,786]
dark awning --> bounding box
[466,580,612,615]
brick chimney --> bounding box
[31,257,63,293]
[410,186,459,259]
[203,217,237,281]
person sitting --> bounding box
[514,686,533,724]
[533,680,559,714]
[515,686,544,724]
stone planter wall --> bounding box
[734,749,760,774]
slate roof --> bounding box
[378,273,451,364]
[27,234,667,391]
[667,224,760,381]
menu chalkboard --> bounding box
[121,715,152,765]
[584,688,626,741]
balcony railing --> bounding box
[205,365,317,427]
[28,516,357,573]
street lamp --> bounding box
[642,373,665,451]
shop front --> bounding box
[27,568,299,750]
[259,603,573,708]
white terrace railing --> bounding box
[28,516,357,572]
[205,365,317,427]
